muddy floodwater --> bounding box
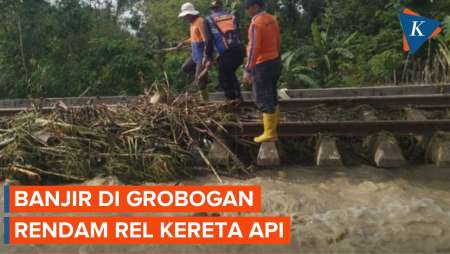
[2,164,450,253]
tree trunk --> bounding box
[16,5,29,89]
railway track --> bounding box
[240,94,450,110]
[222,120,450,137]
[1,84,450,168]
[221,118,450,168]
[1,85,450,137]
[0,94,449,117]
[212,83,450,100]
[0,84,449,112]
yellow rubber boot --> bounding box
[274,105,280,132]
[254,112,278,143]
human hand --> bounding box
[243,71,252,87]
[203,58,214,68]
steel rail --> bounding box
[222,120,450,137]
[0,106,89,116]
[2,94,450,111]
[0,84,449,109]
[0,96,135,109]
[210,83,450,100]
[1,92,450,117]
[237,94,450,110]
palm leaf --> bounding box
[324,55,331,72]
[343,32,358,46]
[281,51,297,70]
[438,38,450,66]
[292,65,315,72]
[334,48,354,59]
[311,22,323,51]
[443,16,450,41]
[295,74,319,87]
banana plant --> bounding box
[435,16,450,81]
[310,22,357,84]
[442,16,450,40]
[437,16,450,67]
[281,48,318,88]
[282,21,358,88]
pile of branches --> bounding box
[0,90,248,184]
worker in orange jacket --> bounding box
[176,2,209,99]
[243,0,281,143]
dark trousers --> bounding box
[252,58,281,113]
[182,58,208,89]
[217,46,245,100]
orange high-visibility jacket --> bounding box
[184,16,207,64]
[245,11,281,72]
[205,10,240,57]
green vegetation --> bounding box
[0,0,449,98]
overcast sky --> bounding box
[44,0,119,10]
[44,0,147,35]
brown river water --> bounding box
[1,164,450,253]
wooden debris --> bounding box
[0,88,246,184]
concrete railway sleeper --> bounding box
[404,108,450,166]
[208,133,450,168]
[214,118,450,168]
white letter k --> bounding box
[410,21,426,37]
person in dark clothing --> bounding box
[203,0,245,102]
